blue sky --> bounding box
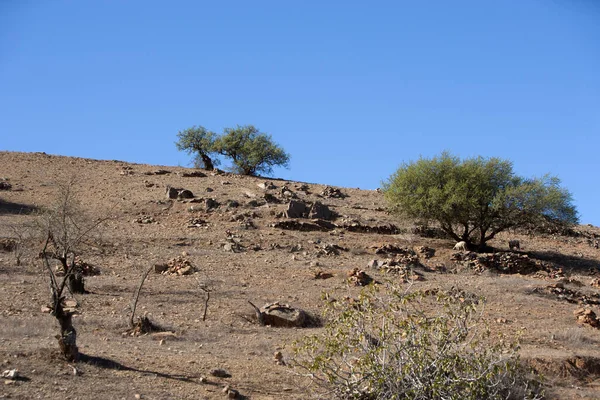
[1,1,599,225]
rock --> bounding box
[263,193,281,204]
[177,265,193,275]
[321,186,346,198]
[273,351,285,365]
[347,268,373,286]
[210,369,231,378]
[166,187,179,199]
[166,186,194,200]
[177,189,194,199]
[205,198,220,211]
[0,182,12,191]
[153,169,171,175]
[308,201,335,220]
[261,302,307,327]
[180,171,206,177]
[154,264,169,274]
[367,259,379,268]
[313,270,334,279]
[285,200,310,218]
[1,369,18,380]
[257,181,276,190]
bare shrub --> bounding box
[37,178,108,361]
[292,285,544,400]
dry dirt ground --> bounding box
[2,151,600,399]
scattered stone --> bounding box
[73,256,100,276]
[270,220,330,232]
[316,243,346,257]
[0,182,12,191]
[263,193,281,204]
[574,308,600,328]
[534,284,600,305]
[308,201,335,220]
[0,238,17,252]
[453,251,552,275]
[221,181,231,185]
[340,219,400,235]
[179,171,206,178]
[257,181,276,190]
[1,369,18,380]
[210,368,231,378]
[205,198,220,211]
[188,217,208,228]
[205,187,214,192]
[273,351,285,366]
[321,186,346,198]
[347,268,373,286]
[295,183,310,192]
[416,246,436,259]
[313,270,334,279]
[157,256,196,275]
[285,200,310,218]
[134,215,156,224]
[591,278,600,288]
[280,186,296,198]
[166,186,194,200]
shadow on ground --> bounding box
[79,353,249,399]
[0,199,37,215]
[529,250,600,272]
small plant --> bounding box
[292,285,544,399]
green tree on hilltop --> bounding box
[175,126,219,170]
[213,125,290,176]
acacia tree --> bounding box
[175,126,219,170]
[212,125,290,176]
[383,152,578,250]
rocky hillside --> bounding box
[1,151,600,399]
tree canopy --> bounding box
[383,152,578,250]
[175,126,219,170]
[212,125,290,176]
[176,124,290,176]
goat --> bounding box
[453,241,468,251]
[508,240,520,251]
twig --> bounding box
[201,288,210,321]
[247,301,265,326]
[130,265,154,328]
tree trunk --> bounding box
[54,302,79,362]
[201,154,214,171]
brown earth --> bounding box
[1,151,600,399]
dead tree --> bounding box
[37,178,107,361]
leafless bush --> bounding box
[37,178,108,361]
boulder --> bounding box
[285,200,310,218]
[260,302,306,327]
[308,201,335,220]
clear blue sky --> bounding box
[1,1,599,225]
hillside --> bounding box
[1,151,600,399]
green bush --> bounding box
[292,285,544,399]
[382,152,578,250]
